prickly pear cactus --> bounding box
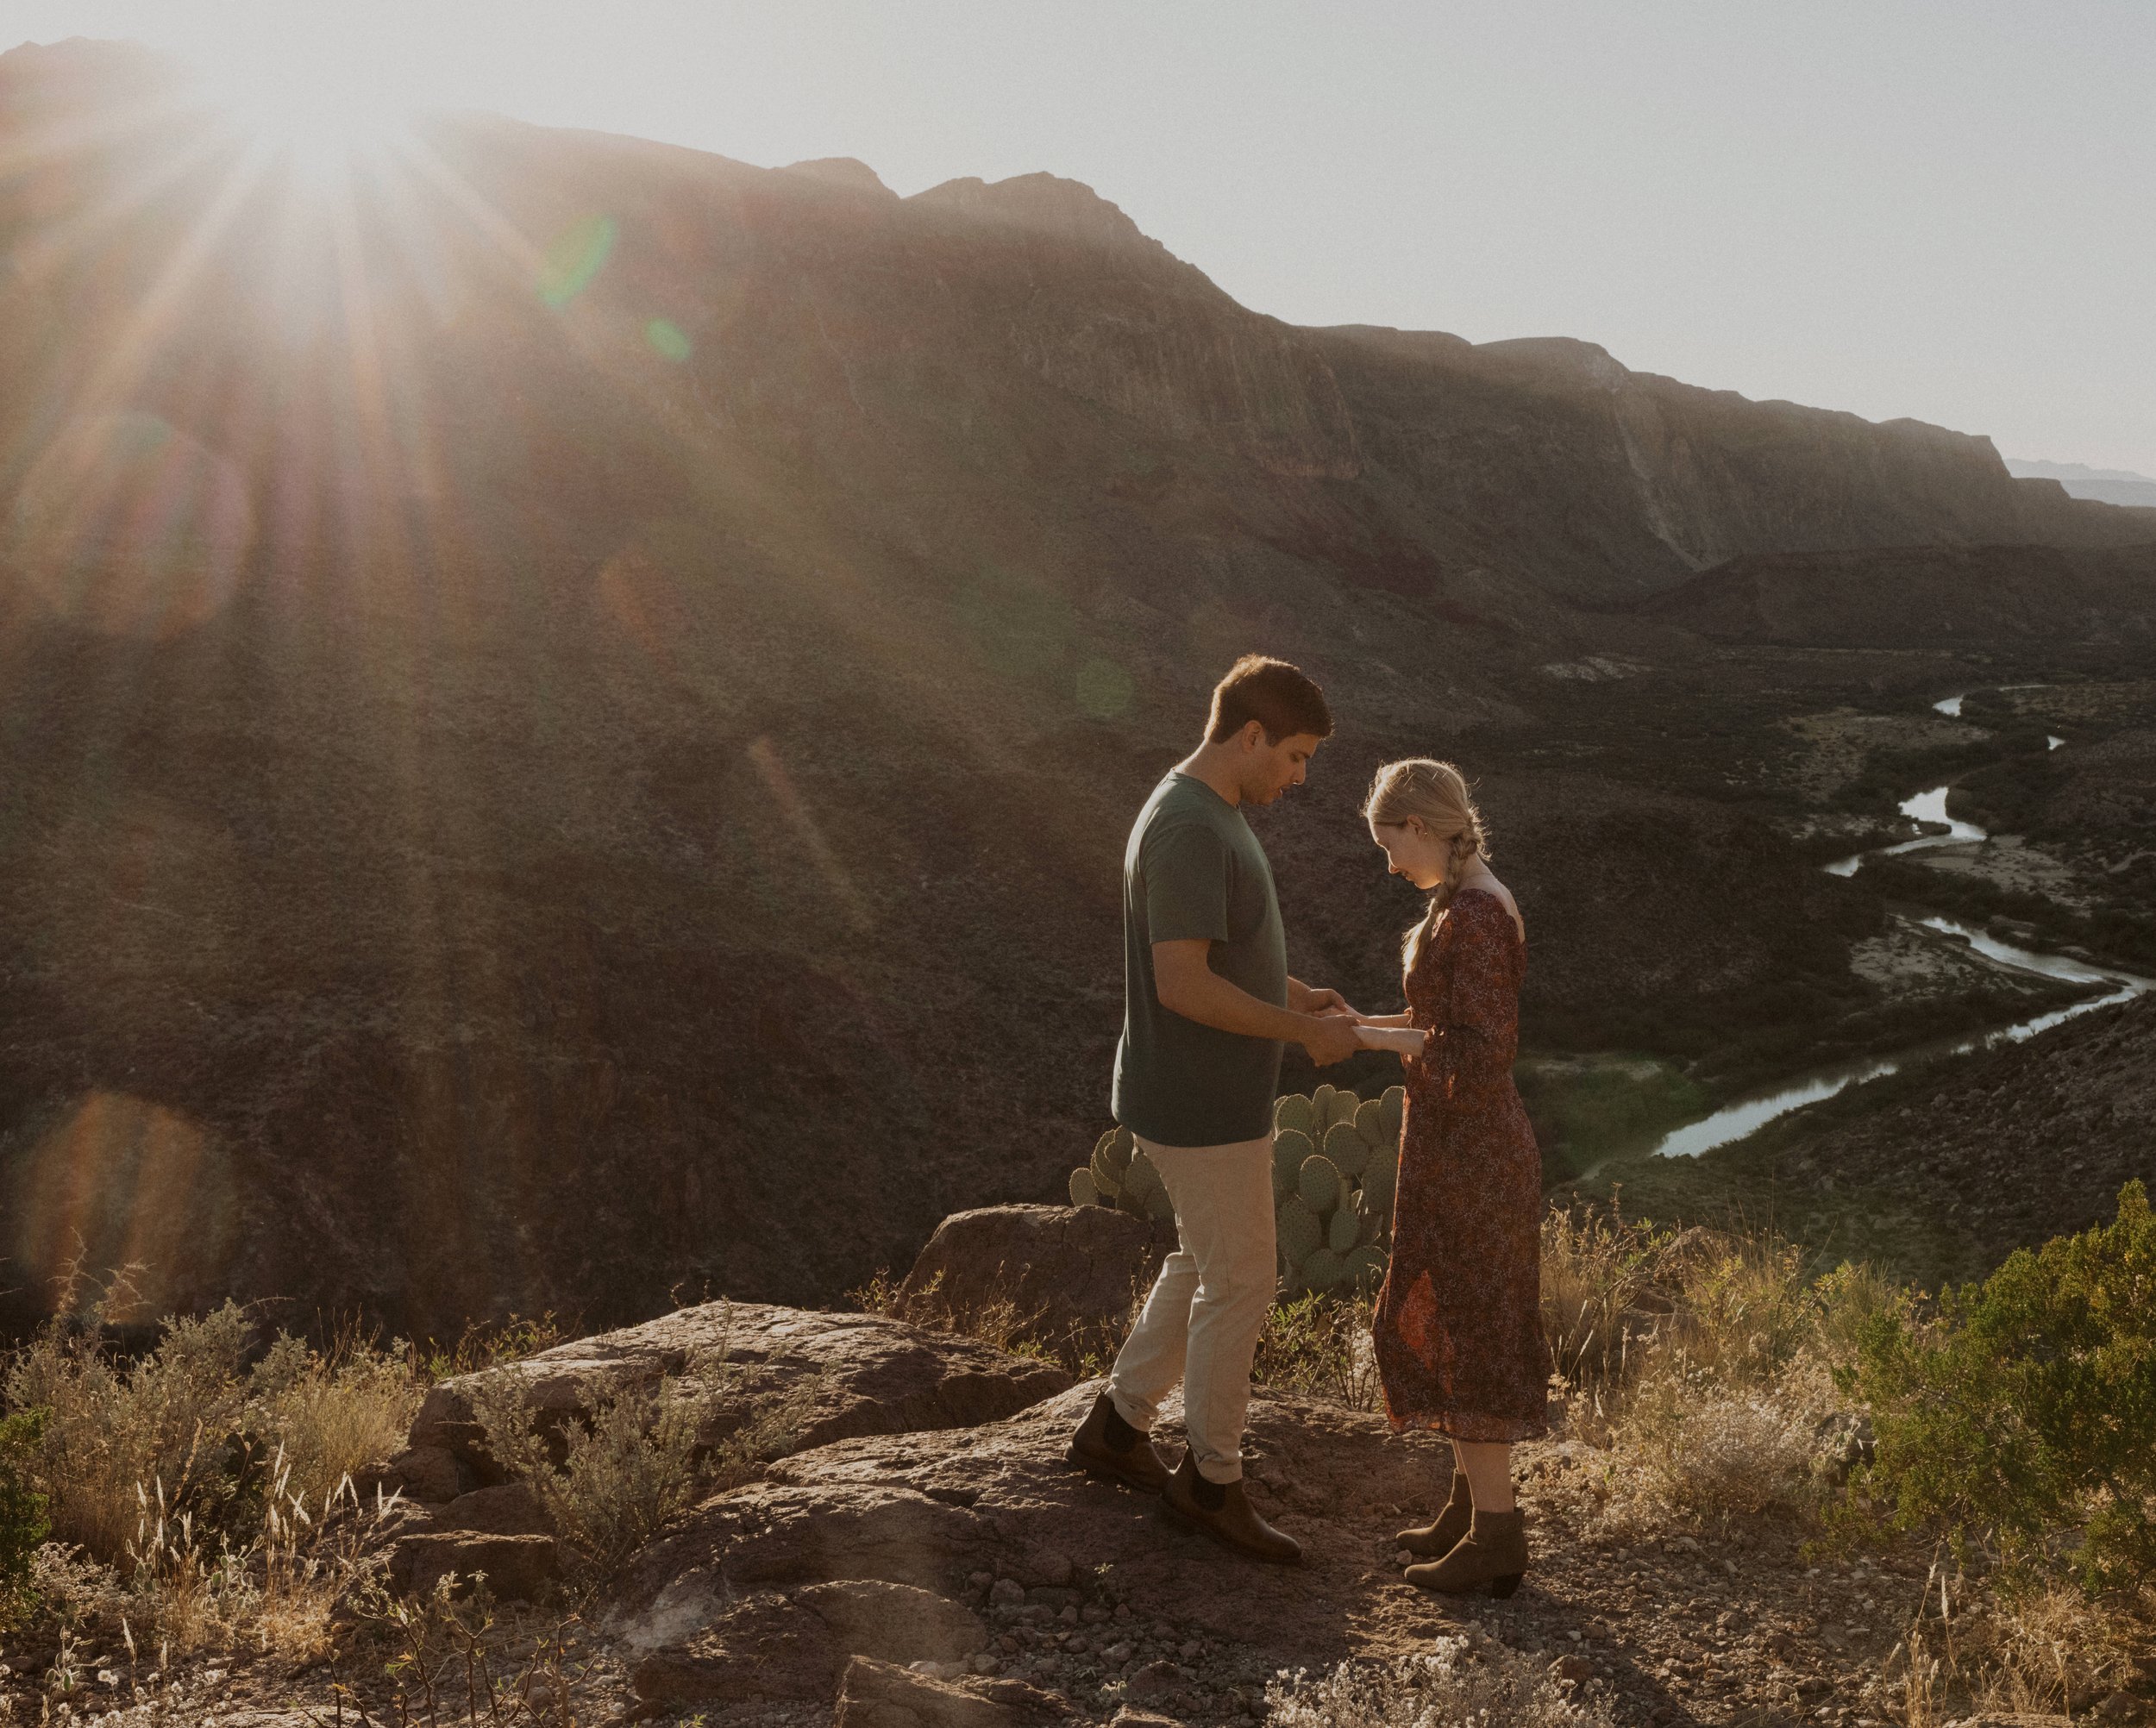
[1323,1120,1369,1179]
[1381,1086,1406,1138]
[1273,1093,1317,1136]
[1345,1244,1389,1294]
[1121,1147,1163,1208]
[1297,1153,1342,1214]
[1361,1154,1398,1219]
[1326,1204,1359,1254]
[1069,1167,1099,1207]
[1300,1247,1347,1293]
[1276,1197,1322,1269]
[1271,1128,1314,1201]
[1354,1098,1388,1145]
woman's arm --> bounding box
[1353,1011,1415,1029]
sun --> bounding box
[191,39,415,181]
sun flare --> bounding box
[193,43,414,180]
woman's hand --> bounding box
[1354,1024,1429,1061]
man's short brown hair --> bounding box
[1206,655,1333,745]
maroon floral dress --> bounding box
[1374,887,1551,1443]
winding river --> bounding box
[1648,696,2155,1161]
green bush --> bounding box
[1837,1180,2156,1590]
[0,1407,51,1616]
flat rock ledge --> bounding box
[609,1380,1465,1719]
[389,1300,1073,1502]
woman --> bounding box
[1353,758,1550,1597]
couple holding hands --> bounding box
[1067,655,1549,1599]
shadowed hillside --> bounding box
[1,40,2152,1334]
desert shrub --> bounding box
[412,1312,572,1385]
[469,1371,711,1581]
[1252,1293,1380,1412]
[1836,1180,2156,1591]
[468,1315,823,1581]
[1539,1206,1670,1394]
[249,1330,423,1506]
[1266,1644,1612,1727]
[5,1299,254,1561]
[0,1407,51,1618]
[1570,1224,1876,1523]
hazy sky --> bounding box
[10,1,2154,473]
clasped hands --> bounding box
[1291,983,1430,1065]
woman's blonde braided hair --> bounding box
[1363,758,1489,970]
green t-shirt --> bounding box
[1112,771,1288,1147]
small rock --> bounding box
[1550,1653,1595,1682]
[1104,1642,1135,1666]
[1125,1661,1182,1704]
[989,1578,1025,1608]
[1395,1548,1414,1565]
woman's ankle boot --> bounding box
[1394,1471,1472,1556]
[1402,1508,1527,1597]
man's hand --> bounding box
[1288,979,1360,1019]
[1300,1012,1363,1067]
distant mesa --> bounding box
[2005,458,2156,510]
[779,156,896,198]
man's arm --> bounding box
[1154,941,1361,1065]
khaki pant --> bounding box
[1107,1133,1276,1484]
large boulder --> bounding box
[609,1379,1465,1715]
[894,1205,1174,1363]
[395,1301,1072,1498]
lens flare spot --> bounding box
[645,317,693,362]
[6,410,254,638]
[537,213,617,308]
[1075,657,1135,719]
[8,1092,238,1320]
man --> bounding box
[1067,654,1361,1564]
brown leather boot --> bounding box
[1403,1507,1527,1597]
[1065,1391,1171,1495]
[1395,1470,1472,1556]
[1159,1453,1300,1565]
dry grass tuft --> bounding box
[1266,1644,1614,1726]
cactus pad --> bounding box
[1275,1197,1322,1268]
[1361,1157,1398,1218]
[1326,1203,1359,1254]
[1355,1098,1389,1146]
[1381,1086,1406,1138]
[1323,1120,1369,1178]
[1271,1129,1314,1198]
[1088,1144,1122,1200]
[1273,1093,1317,1136]
[1300,1247,1347,1292]
[1297,1153,1343,1213]
[1069,1167,1098,1207]
[1345,1245,1389,1294]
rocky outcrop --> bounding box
[610,1379,1460,1715]
[895,1205,1175,1361]
[394,1302,1072,1501]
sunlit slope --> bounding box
[0,41,2147,1331]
